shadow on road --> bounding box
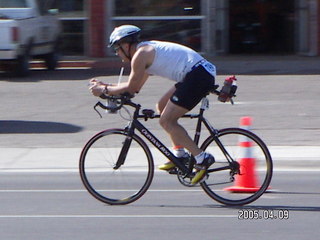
[221,204,320,212]
[0,120,83,134]
[133,202,320,212]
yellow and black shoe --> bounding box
[191,154,215,185]
[159,153,191,174]
[158,161,176,171]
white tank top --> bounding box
[136,41,208,82]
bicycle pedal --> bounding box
[168,168,178,175]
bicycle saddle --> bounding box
[142,109,155,119]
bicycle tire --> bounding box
[200,128,273,205]
[79,129,154,205]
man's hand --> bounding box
[89,79,108,97]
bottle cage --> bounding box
[218,76,237,103]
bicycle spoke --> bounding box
[200,128,272,205]
[79,129,154,205]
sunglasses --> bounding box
[113,45,121,53]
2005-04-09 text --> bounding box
[238,209,290,220]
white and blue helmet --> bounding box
[108,25,141,48]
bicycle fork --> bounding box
[113,135,133,170]
[113,124,135,170]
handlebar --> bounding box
[93,93,136,118]
[93,84,236,117]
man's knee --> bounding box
[159,115,168,129]
[159,115,176,132]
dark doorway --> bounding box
[229,0,295,54]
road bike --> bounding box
[79,86,273,206]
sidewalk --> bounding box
[0,147,319,172]
[31,55,320,75]
[209,55,320,75]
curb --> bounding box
[30,59,129,75]
[0,147,319,173]
[30,55,320,75]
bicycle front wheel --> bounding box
[200,128,272,205]
[79,129,154,205]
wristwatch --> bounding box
[103,85,109,95]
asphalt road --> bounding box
[1,68,320,148]
[0,171,319,240]
[0,68,320,239]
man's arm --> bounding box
[106,46,154,95]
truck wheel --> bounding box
[16,54,30,77]
[44,39,60,70]
[44,51,59,70]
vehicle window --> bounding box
[36,0,57,15]
[0,0,27,8]
[36,0,46,15]
[115,0,200,16]
[113,0,202,51]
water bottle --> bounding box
[218,75,237,102]
[230,78,237,96]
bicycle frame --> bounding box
[115,97,236,177]
[82,91,274,206]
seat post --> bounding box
[200,97,210,110]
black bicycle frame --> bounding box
[117,107,212,175]
[110,97,237,175]
[134,119,190,173]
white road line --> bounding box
[0,214,237,218]
[1,168,319,173]
[0,189,203,193]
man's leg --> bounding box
[156,86,175,114]
[157,86,214,184]
[157,87,190,170]
[159,100,202,157]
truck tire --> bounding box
[15,41,32,77]
[44,39,60,70]
[16,53,30,77]
[44,51,59,70]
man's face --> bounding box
[114,43,130,62]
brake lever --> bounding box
[94,102,103,118]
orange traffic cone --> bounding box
[224,116,260,193]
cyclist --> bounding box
[89,25,216,184]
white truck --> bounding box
[0,0,61,76]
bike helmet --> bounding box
[108,25,141,48]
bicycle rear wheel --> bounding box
[200,128,272,205]
[79,129,154,205]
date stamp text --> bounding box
[238,209,289,220]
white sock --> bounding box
[173,147,187,158]
[195,152,206,164]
